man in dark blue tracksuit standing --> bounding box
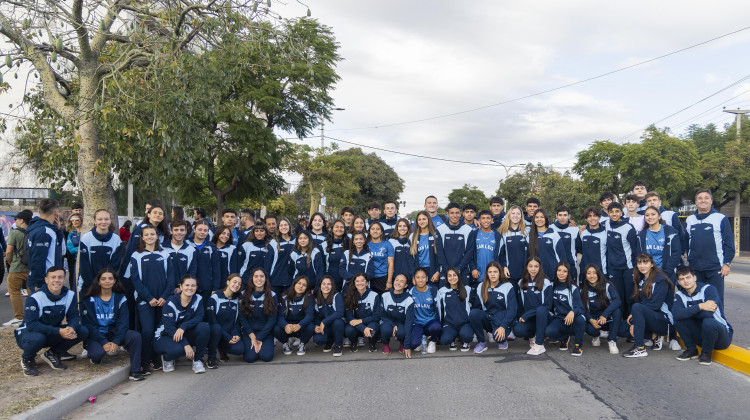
[26,199,64,292]
[685,189,734,302]
[435,203,475,288]
[606,203,637,317]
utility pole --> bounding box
[723,109,749,257]
[318,108,345,215]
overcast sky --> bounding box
[273,0,750,214]
[3,1,750,214]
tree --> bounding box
[287,144,358,216]
[0,1,311,227]
[332,148,405,215]
[447,184,489,209]
[573,140,628,201]
[266,194,299,221]
[496,163,596,220]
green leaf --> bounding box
[5,55,11,68]
[55,37,63,52]
[307,9,311,17]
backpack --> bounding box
[18,228,30,266]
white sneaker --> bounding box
[192,360,206,374]
[427,341,437,354]
[508,331,516,340]
[599,330,609,339]
[162,357,175,373]
[21,289,28,297]
[653,336,664,351]
[527,343,546,356]
[644,339,654,347]
[487,333,495,343]
[413,344,423,352]
[4,292,8,297]
[80,349,88,358]
[291,337,301,348]
[669,339,683,351]
[608,341,619,354]
[529,339,535,348]
[2,318,22,326]
[283,342,292,355]
[591,337,601,347]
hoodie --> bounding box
[78,229,123,293]
[686,208,734,270]
[26,217,64,290]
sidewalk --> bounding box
[728,254,750,291]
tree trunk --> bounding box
[308,182,316,216]
[76,76,118,231]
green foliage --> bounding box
[447,184,489,209]
[267,194,300,220]
[496,163,597,221]
[332,148,405,215]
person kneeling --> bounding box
[545,262,586,356]
[206,274,245,368]
[153,275,210,373]
[380,275,415,357]
[673,266,732,365]
[15,266,89,376]
[81,269,145,380]
[275,276,315,356]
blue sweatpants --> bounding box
[512,306,549,345]
[136,301,162,368]
[675,317,733,355]
[207,324,245,360]
[630,303,670,347]
[469,309,509,344]
[608,268,634,318]
[16,325,89,359]
[545,315,586,346]
[241,335,275,363]
[440,322,474,345]
[380,319,405,345]
[274,323,315,345]
[153,322,210,361]
[409,320,442,348]
[345,322,379,344]
[85,330,142,374]
[313,318,345,347]
[584,308,622,343]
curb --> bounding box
[676,337,750,376]
[725,280,750,292]
[11,365,129,420]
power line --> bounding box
[328,26,750,132]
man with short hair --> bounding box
[461,204,479,232]
[71,202,83,215]
[577,207,608,284]
[424,195,445,228]
[4,210,33,325]
[221,209,239,243]
[606,202,637,317]
[524,198,540,224]
[550,206,579,282]
[685,189,733,302]
[631,181,648,214]
[163,220,198,286]
[623,194,645,232]
[366,202,382,230]
[15,266,89,376]
[237,209,256,243]
[673,266,732,365]
[264,214,278,237]
[489,197,506,231]
[341,207,355,231]
[598,192,614,224]
[381,201,399,236]
[26,199,64,292]
[435,203,475,288]
[468,210,501,282]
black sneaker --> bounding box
[349,343,358,353]
[368,341,377,352]
[699,352,712,365]
[41,350,67,370]
[332,345,342,357]
[571,344,582,356]
[323,342,333,352]
[21,357,39,376]
[137,367,152,376]
[128,372,146,381]
[149,359,162,371]
[676,349,699,361]
[58,351,77,361]
[218,350,229,362]
[559,337,569,351]
[206,358,219,369]
[461,342,471,352]
[623,345,648,358]
[449,342,458,351]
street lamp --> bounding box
[489,160,519,178]
[320,107,346,149]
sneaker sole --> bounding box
[699,360,712,365]
[676,356,699,361]
[193,370,205,374]
[449,347,458,351]
[460,348,470,352]
[322,348,333,353]
[21,361,38,376]
[473,348,487,354]
[623,353,648,358]
[333,353,342,357]
[129,376,145,381]
[572,352,582,357]
[296,352,306,356]
[40,354,65,370]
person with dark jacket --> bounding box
[26,199,64,292]
[15,266,88,376]
[239,268,278,363]
[78,209,123,294]
[206,274,245,368]
[637,206,682,281]
[81,269,144,380]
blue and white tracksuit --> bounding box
[81,293,140,373]
[686,208,734,301]
[606,219,637,317]
[576,226,608,279]
[498,228,529,280]
[533,228,569,281]
[239,291,278,363]
[545,283,586,346]
[206,292,244,359]
[436,285,477,345]
[513,278,553,346]
[389,237,416,285]
[275,294,315,345]
[414,233,439,283]
[470,282,517,344]
[25,217,64,291]
[267,237,296,294]
[380,291,415,348]
[344,289,381,344]
[216,244,241,288]
[583,282,622,342]
[289,248,325,291]
[77,229,123,293]
[435,223,474,287]
[322,239,346,291]
[637,224,682,281]
[629,274,673,347]
[338,249,375,289]
[313,293,345,347]
[673,282,732,355]
[551,221,581,280]
[153,294,209,362]
[239,240,274,286]
[409,285,441,346]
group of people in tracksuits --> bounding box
[13,183,734,379]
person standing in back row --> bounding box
[685,189,734,302]
[4,210,33,326]
[26,199,64,292]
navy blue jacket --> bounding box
[673,282,731,329]
[339,249,375,284]
[498,227,529,279]
[78,229,123,293]
[490,212,506,232]
[16,285,80,338]
[278,294,315,328]
[637,225,682,277]
[477,282,517,330]
[26,217,64,290]
[533,229,568,279]
[162,241,197,286]
[583,282,621,320]
[191,240,221,292]
[289,248,324,290]
[606,219,637,270]
[314,292,345,326]
[436,285,474,326]
[239,240,274,285]
[206,292,240,342]
[577,225,608,275]
[80,293,129,345]
[154,294,204,344]
[381,291,415,348]
[322,238,346,289]
[239,291,278,341]
[389,237,416,282]
[344,289,382,332]
[129,249,175,302]
[121,222,166,279]
[686,208,734,270]
[550,221,580,270]
[268,238,296,289]
[216,244,241,288]
[518,278,553,321]
[551,283,584,318]
[634,273,673,323]
[435,223,474,274]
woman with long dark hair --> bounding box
[469,261,516,353]
[268,218,296,296]
[366,221,394,294]
[436,268,478,352]
[312,275,345,357]
[323,220,349,292]
[513,257,552,356]
[544,262,586,356]
[206,273,245,368]
[409,211,440,284]
[338,231,374,290]
[289,231,324,291]
[239,224,274,287]
[580,264,622,355]
[81,269,145,381]
[274,275,315,356]
[239,268,278,363]
[343,273,381,352]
